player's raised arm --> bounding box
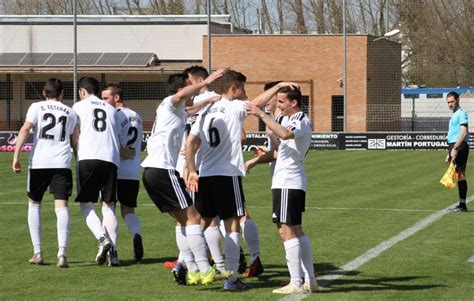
[246,102,294,140]
[251,82,299,108]
[185,95,221,117]
[171,68,226,107]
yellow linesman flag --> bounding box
[440,162,457,189]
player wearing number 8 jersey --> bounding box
[12,78,77,268]
[73,77,132,266]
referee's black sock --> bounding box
[458,180,467,205]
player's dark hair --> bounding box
[183,65,209,79]
[43,78,63,99]
[219,70,246,94]
[264,81,282,91]
[167,73,188,94]
[447,91,459,101]
[278,85,302,108]
[103,83,124,100]
[78,77,100,96]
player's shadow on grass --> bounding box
[71,256,177,267]
[320,276,445,293]
[201,263,319,292]
[118,256,177,267]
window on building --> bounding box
[119,81,167,101]
[332,95,344,132]
[25,81,75,101]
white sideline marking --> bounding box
[468,255,474,263]
[0,202,437,213]
[317,196,474,287]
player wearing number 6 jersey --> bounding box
[12,78,78,268]
[73,77,132,266]
[185,71,290,290]
[102,83,144,264]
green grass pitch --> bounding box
[0,150,473,300]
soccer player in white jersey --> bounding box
[167,66,225,282]
[245,85,319,294]
[185,71,295,290]
[183,66,264,279]
[73,77,132,266]
[12,78,77,268]
[142,68,225,286]
[102,83,144,264]
[245,81,285,177]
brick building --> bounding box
[203,35,401,132]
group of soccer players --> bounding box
[12,66,318,294]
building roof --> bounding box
[0,52,158,67]
[0,14,232,25]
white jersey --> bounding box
[73,95,125,167]
[175,90,219,176]
[268,114,288,176]
[190,98,247,177]
[142,95,186,170]
[117,107,143,180]
[25,100,77,169]
[272,111,312,191]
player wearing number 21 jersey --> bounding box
[12,78,77,268]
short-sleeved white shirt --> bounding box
[272,111,312,191]
[175,90,219,176]
[26,100,77,169]
[117,107,143,180]
[190,98,247,177]
[72,95,123,167]
[142,96,186,170]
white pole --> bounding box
[207,0,211,72]
[343,0,348,132]
[73,0,77,103]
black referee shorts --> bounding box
[449,142,469,172]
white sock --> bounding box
[224,232,240,282]
[28,202,41,254]
[218,218,226,237]
[241,219,260,262]
[102,205,118,247]
[299,235,315,284]
[175,226,198,272]
[55,207,69,257]
[124,213,141,236]
[178,251,184,263]
[284,238,303,287]
[186,224,211,273]
[80,202,104,240]
[204,226,225,271]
